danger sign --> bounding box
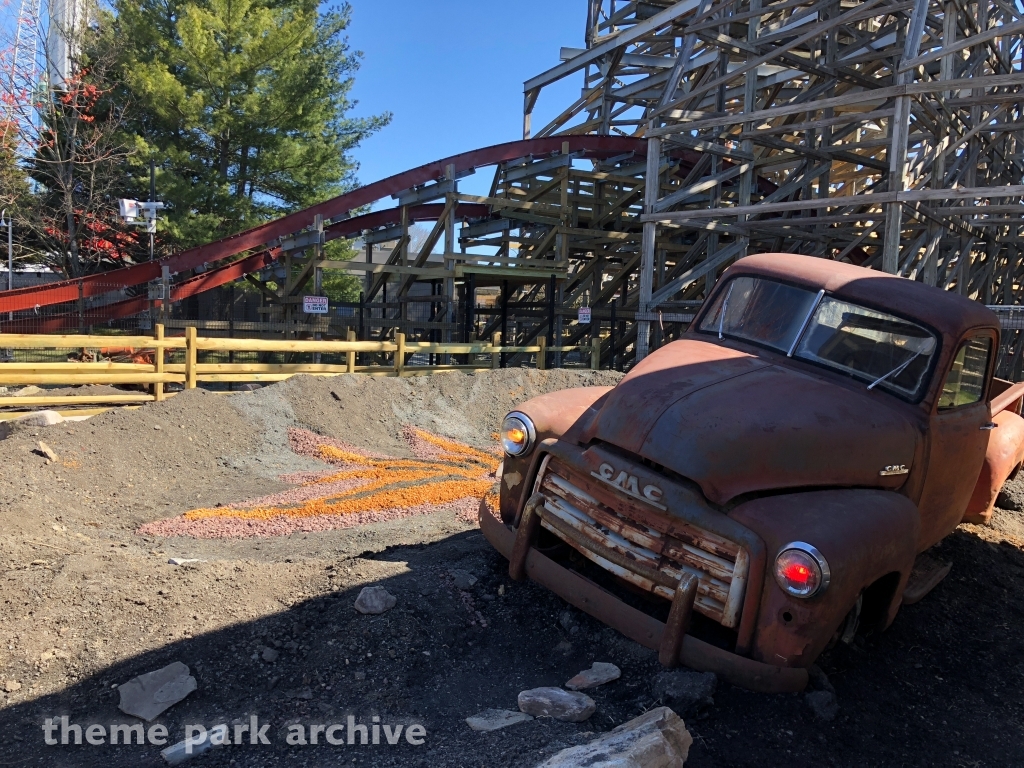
[303,296,329,314]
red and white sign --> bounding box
[303,295,329,314]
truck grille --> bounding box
[536,458,749,628]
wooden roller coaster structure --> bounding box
[5,0,1024,374]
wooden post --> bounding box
[153,324,165,402]
[591,337,601,370]
[313,213,324,364]
[395,332,405,376]
[185,325,197,389]
[491,332,500,370]
[346,329,356,374]
[537,336,547,371]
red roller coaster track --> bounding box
[0,136,648,320]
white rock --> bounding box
[518,687,596,722]
[160,728,217,765]
[805,690,839,722]
[14,385,42,397]
[566,662,621,691]
[451,569,478,589]
[117,662,197,721]
[0,410,63,440]
[536,706,692,768]
[465,709,534,732]
[168,558,203,566]
[354,585,397,615]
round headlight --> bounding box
[774,542,830,598]
[500,412,535,457]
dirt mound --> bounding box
[3,368,1024,767]
[281,368,621,455]
[0,370,621,548]
[0,388,265,553]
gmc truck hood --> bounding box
[575,339,919,505]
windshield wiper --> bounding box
[718,282,735,340]
[867,351,923,391]
[787,289,825,358]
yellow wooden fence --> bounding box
[0,325,603,409]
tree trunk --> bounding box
[237,146,249,197]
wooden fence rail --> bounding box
[0,326,603,407]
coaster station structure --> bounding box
[4,0,1024,374]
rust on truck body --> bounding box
[482,252,1019,691]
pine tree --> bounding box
[109,0,389,248]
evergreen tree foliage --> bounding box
[108,0,389,248]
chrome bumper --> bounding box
[479,496,808,694]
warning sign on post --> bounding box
[578,307,592,324]
[303,296,329,314]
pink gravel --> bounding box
[287,428,390,463]
[138,425,493,539]
[276,470,339,484]
[225,477,370,510]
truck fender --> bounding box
[962,410,1024,525]
[498,386,612,524]
[728,489,919,668]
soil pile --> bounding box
[281,368,620,455]
[1,368,1023,768]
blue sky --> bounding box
[345,0,587,197]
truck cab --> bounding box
[480,253,1024,693]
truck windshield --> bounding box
[699,276,938,399]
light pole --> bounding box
[0,209,10,294]
[0,210,10,345]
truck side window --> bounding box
[937,336,991,409]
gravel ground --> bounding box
[1,370,1023,767]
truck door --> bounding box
[917,334,995,549]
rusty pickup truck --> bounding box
[479,253,1024,693]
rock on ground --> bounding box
[653,669,717,716]
[465,709,534,732]
[536,706,693,767]
[518,687,596,722]
[35,441,58,461]
[996,489,1022,511]
[565,662,621,691]
[805,690,839,722]
[450,568,478,589]
[808,665,836,694]
[161,729,216,765]
[354,585,397,615]
[117,662,197,721]
[0,410,63,440]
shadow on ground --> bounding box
[2,524,1024,767]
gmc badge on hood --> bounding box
[879,464,909,476]
[591,462,667,510]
